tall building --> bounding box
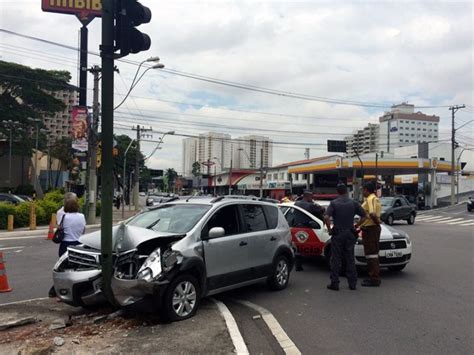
[182,137,198,177]
[344,103,440,157]
[345,123,380,157]
[42,85,79,142]
[378,103,440,154]
[197,132,232,174]
[233,135,273,169]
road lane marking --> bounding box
[235,299,301,355]
[0,297,49,306]
[418,217,453,223]
[460,221,474,226]
[416,216,440,221]
[447,220,472,225]
[212,299,249,355]
[0,235,49,241]
[434,218,464,224]
[0,246,24,251]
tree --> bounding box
[192,161,201,177]
[164,168,178,193]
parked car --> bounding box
[53,196,294,321]
[16,194,33,202]
[146,195,177,207]
[279,202,412,271]
[468,196,473,212]
[380,196,417,225]
[0,193,25,205]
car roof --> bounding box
[150,196,279,208]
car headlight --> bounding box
[137,249,162,282]
[54,251,69,271]
[162,249,183,272]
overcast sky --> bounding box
[1,0,472,173]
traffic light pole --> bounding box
[100,0,115,305]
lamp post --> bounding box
[1,120,21,191]
[27,118,44,197]
[122,139,136,219]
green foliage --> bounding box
[192,161,201,177]
[14,202,31,228]
[164,168,178,192]
[37,199,60,224]
[43,189,65,205]
[0,202,16,229]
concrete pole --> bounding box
[259,148,263,198]
[87,67,100,224]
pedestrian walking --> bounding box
[57,197,86,256]
[294,190,325,271]
[357,182,382,287]
[324,184,366,291]
[56,192,77,228]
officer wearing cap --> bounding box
[324,184,366,291]
[293,190,325,271]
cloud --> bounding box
[1,0,472,171]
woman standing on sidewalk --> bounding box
[58,197,86,256]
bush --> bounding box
[44,190,65,205]
[13,202,31,228]
[37,199,60,225]
[0,202,16,229]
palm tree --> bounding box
[165,168,178,193]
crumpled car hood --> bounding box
[79,224,182,252]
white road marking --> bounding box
[460,221,474,226]
[435,218,464,224]
[212,299,249,355]
[417,217,453,223]
[447,219,472,225]
[0,297,49,306]
[0,235,49,241]
[416,216,441,221]
[0,246,24,251]
[235,299,301,355]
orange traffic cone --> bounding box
[0,252,12,293]
[46,223,55,240]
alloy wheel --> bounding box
[172,281,197,317]
[276,259,289,286]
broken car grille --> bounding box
[68,247,101,268]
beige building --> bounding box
[43,85,79,142]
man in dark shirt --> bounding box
[293,190,325,271]
[324,184,366,291]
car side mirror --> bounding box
[207,227,225,240]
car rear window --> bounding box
[264,205,279,229]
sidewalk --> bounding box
[0,298,233,354]
[0,208,141,238]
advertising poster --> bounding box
[71,106,89,152]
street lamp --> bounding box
[114,57,164,110]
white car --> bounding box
[279,202,412,271]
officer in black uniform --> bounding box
[294,190,325,271]
[324,184,366,291]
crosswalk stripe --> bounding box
[415,215,435,219]
[446,219,469,225]
[418,217,453,223]
[460,221,474,226]
[435,218,464,224]
[416,216,439,221]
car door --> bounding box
[202,204,251,291]
[242,204,274,279]
[283,206,326,257]
[392,198,403,219]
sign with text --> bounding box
[42,0,102,23]
[327,140,347,153]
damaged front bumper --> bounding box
[53,268,104,307]
[111,275,169,307]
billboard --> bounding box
[71,106,89,152]
[41,0,102,22]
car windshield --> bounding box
[380,197,394,206]
[127,204,211,234]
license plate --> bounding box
[386,251,403,258]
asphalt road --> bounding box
[1,205,473,354]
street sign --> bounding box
[41,0,102,23]
[327,140,347,153]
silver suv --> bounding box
[53,196,294,321]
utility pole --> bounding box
[259,148,264,198]
[122,139,135,219]
[87,66,101,224]
[449,105,465,205]
[131,125,152,210]
[229,145,233,195]
[100,0,115,305]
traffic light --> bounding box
[115,0,152,57]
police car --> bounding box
[279,202,412,271]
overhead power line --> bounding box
[0,28,456,109]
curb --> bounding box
[212,298,249,355]
[0,224,101,238]
[234,299,301,355]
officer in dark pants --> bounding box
[324,184,366,291]
[294,190,325,271]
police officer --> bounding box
[294,190,325,271]
[357,182,382,287]
[324,184,366,291]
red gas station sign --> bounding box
[41,0,102,22]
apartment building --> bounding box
[233,135,273,169]
[182,137,198,177]
[345,123,380,157]
[42,85,79,142]
[197,132,232,175]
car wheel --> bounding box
[387,214,394,225]
[267,255,290,291]
[388,264,406,272]
[162,273,201,322]
[407,213,415,225]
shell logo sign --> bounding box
[335,158,342,168]
[42,0,102,22]
[431,159,438,169]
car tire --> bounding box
[267,255,290,291]
[387,214,394,225]
[407,213,415,225]
[161,273,201,322]
[388,264,406,272]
